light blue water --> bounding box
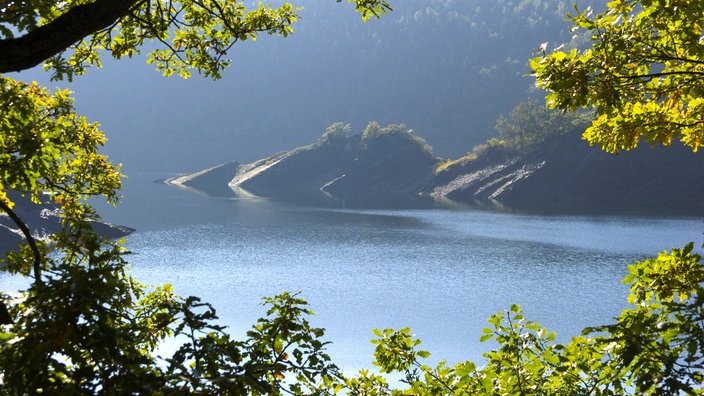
[3,176,703,374]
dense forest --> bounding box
[17,0,605,172]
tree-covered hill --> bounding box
[225,0,608,162]
[431,133,704,213]
[18,0,606,173]
[170,116,704,213]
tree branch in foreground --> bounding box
[0,198,43,285]
[0,0,142,73]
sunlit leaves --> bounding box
[353,306,581,395]
[494,98,592,151]
[346,255,704,395]
[340,0,393,22]
[0,76,122,212]
[531,0,704,153]
[0,0,393,80]
[371,327,429,374]
[320,122,352,144]
[141,1,301,80]
[163,292,341,395]
[584,244,704,394]
[347,254,704,394]
[1,254,343,394]
[1,0,396,393]
[530,9,704,391]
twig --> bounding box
[0,197,43,284]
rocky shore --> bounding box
[166,129,704,213]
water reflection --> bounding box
[8,174,704,372]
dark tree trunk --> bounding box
[0,0,141,73]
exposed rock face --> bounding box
[230,142,354,198]
[228,132,438,205]
[169,131,704,213]
[165,161,240,196]
[429,134,704,212]
[319,133,437,200]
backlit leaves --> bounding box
[0,0,393,81]
[347,250,704,394]
[531,0,704,153]
[0,0,392,394]
[0,76,122,213]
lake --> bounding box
[3,174,704,374]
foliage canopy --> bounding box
[1,0,703,394]
[0,0,390,393]
[531,0,704,153]
[0,0,391,80]
[494,98,592,150]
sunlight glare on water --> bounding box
[118,194,703,370]
[2,177,702,372]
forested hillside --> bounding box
[266,0,606,159]
[20,0,605,172]
[168,114,704,214]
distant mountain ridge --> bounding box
[167,130,704,213]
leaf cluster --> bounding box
[1,226,343,394]
[494,98,592,151]
[435,99,591,173]
[0,3,386,390]
[0,0,392,80]
[0,76,122,211]
[360,122,432,153]
[320,122,352,145]
[586,243,704,394]
[3,0,704,394]
[345,244,704,395]
[531,0,704,153]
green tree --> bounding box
[494,98,591,150]
[4,0,703,394]
[0,0,390,393]
[0,0,391,79]
[320,122,352,144]
[340,1,704,394]
[530,0,704,153]
[343,244,704,395]
[360,122,432,153]
[531,4,704,387]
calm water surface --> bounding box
[4,175,704,372]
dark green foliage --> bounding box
[494,98,592,151]
[2,0,703,394]
[361,122,432,154]
[320,122,352,144]
[345,245,704,394]
[0,218,341,394]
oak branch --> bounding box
[0,0,141,73]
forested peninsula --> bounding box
[9,106,697,254]
[167,116,704,213]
